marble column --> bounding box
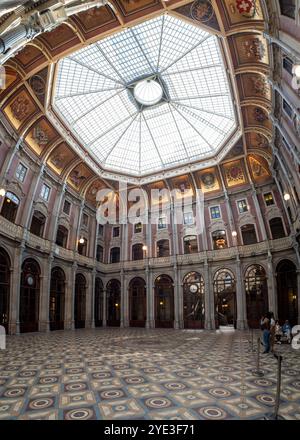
[204,260,213,329]
[121,270,129,327]
[147,269,155,328]
[85,270,93,328]
[70,262,77,329]
[236,258,248,330]
[9,241,24,335]
[91,268,97,329]
[297,270,300,325]
[38,253,54,332]
[267,253,277,318]
[173,264,181,329]
[102,288,107,327]
[64,264,74,330]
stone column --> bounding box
[236,257,247,330]
[49,183,66,242]
[267,253,277,318]
[251,186,268,241]
[71,262,77,330]
[91,268,96,329]
[121,270,129,327]
[39,253,54,332]
[204,260,213,329]
[64,264,75,330]
[102,287,107,327]
[9,241,25,335]
[0,136,21,186]
[147,269,155,328]
[173,263,181,329]
[85,270,93,329]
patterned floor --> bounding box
[0,328,299,420]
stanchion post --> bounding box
[264,354,284,420]
[252,337,264,377]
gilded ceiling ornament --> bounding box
[251,76,268,95]
[253,107,268,123]
[190,0,214,23]
[201,172,216,189]
[29,75,46,97]
[255,133,269,148]
[235,0,258,18]
[10,96,30,121]
[50,153,65,169]
[226,165,244,183]
[33,125,48,146]
[69,170,86,187]
[242,38,265,60]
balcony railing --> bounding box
[0,216,294,271]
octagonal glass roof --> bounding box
[53,14,237,176]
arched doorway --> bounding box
[155,275,174,328]
[74,274,86,329]
[106,279,121,327]
[245,265,268,328]
[20,259,40,333]
[129,277,146,327]
[95,277,103,327]
[214,269,236,328]
[276,260,298,326]
[49,267,65,331]
[0,248,10,333]
[183,272,205,329]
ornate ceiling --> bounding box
[0,0,273,203]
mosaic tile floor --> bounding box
[0,328,300,420]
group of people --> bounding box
[260,312,292,354]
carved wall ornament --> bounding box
[255,133,269,149]
[50,153,66,170]
[253,107,268,123]
[242,38,265,60]
[29,74,46,97]
[225,164,245,185]
[235,0,258,18]
[11,96,30,121]
[33,125,49,146]
[190,0,214,23]
[251,76,268,95]
[200,172,216,189]
[69,169,87,187]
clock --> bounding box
[189,284,198,294]
[26,275,34,286]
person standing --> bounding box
[270,312,276,353]
[261,312,271,353]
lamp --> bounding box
[142,245,147,251]
[232,231,238,237]
[0,188,5,197]
[293,65,300,78]
[284,193,290,201]
[79,237,85,244]
[216,236,226,249]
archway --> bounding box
[49,267,65,331]
[95,277,103,327]
[183,272,205,329]
[74,274,86,329]
[129,277,146,327]
[106,279,121,326]
[20,258,40,333]
[0,248,10,332]
[245,265,268,328]
[213,269,236,328]
[154,275,174,328]
[276,260,298,325]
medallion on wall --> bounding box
[190,0,214,23]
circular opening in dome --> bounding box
[133,79,163,106]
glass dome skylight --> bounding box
[53,14,237,176]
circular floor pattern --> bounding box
[124,376,145,384]
[64,408,95,420]
[208,388,232,398]
[253,379,273,387]
[3,388,26,398]
[144,397,173,409]
[197,406,228,420]
[64,383,87,392]
[38,377,58,384]
[256,394,275,405]
[100,389,125,399]
[28,398,54,410]
[164,382,187,391]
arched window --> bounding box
[132,243,143,261]
[183,236,198,254]
[78,237,87,256]
[96,245,103,262]
[245,265,268,328]
[95,277,103,327]
[0,192,19,223]
[0,248,10,332]
[129,277,146,327]
[110,247,120,263]
[75,274,86,329]
[154,275,174,328]
[56,225,68,248]
[183,272,205,329]
[106,279,121,326]
[241,224,257,245]
[279,0,296,19]
[212,230,227,250]
[20,259,40,333]
[269,217,286,239]
[157,239,170,257]
[30,210,46,237]
[213,269,236,328]
[49,267,65,331]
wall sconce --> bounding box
[284,193,291,201]
[0,188,5,197]
[159,301,164,306]
[79,237,85,244]
[115,303,119,307]
[232,231,238,237]
[292,65,300,90]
